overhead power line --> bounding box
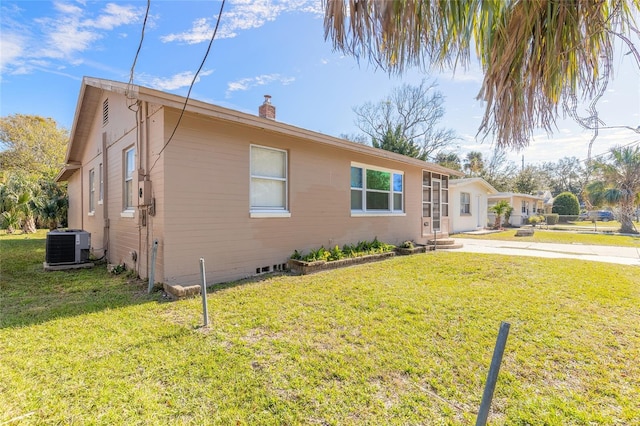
[148,0,226,175]
[127,0,151,106]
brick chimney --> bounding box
[258,95,276,120]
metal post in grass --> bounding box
[199,258,209,327]
[147,239,159,293]
[476,321,511,426]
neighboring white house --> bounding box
[488,192,545,227]
[448,178,497,233]
[535,190,554,214]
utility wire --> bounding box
[148,0,226,175]
[127,0,151,106]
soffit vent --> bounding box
[102,98,109,126]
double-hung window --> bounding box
[460,192,471,215]
[250,145,289,217]
[89,169,95,213]
[124,147,135,211]
[351,164,403,214]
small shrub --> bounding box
[328,245,344,261]
[544,214,559,225]
[291,238,394,263]
[109,263,126,275]
[400,240,414,249]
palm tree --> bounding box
[463,151,484,177]
[489,200,512,229]
[585,146,640,234]
[322,1,639,149]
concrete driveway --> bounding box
[453,238,640,266]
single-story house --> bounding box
[535,190,554,214]
[448,178,498,233]
[56,77,462,287]
[488,192,545,227]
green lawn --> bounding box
[452,229,640,248]
[1,231,639,425]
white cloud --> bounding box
[83,3,141,30]
[161,17,213,44]
[161,0,322,44]
[225,73,295,97]
[2,2,143,75]
[141,70,214,91]
[0,33,25,73]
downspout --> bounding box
[136,101,143,278]
[143,101,151,280]
[102,132,109,262]
[80,166,84,230]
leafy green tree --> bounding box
[434,152,461,172]
[353,79,457,160]
[372,125,425,160]
[323,1,639,149]
[0,114,69,179]
[0,115,69,231]
[585,145,640,233]
[541,157,586,197]
[552,192,580,222]
[513,166,544,195]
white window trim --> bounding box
[351,212,407,218]
[124,146,135,212]
[250,144,289,216]
[89,168,95,214]
[98,163,104,204]
[120,210,135,218]
[250,211,292,218]
[460,192,471,215]
[350,162,404,216]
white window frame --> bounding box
[98,163,104,205]
[250,144,290,218]
[123,146,135,214]
[460,192,471,215]
[350,162,405,216]
[88,168,95,215]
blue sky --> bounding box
[1,0,639,166]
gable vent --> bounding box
[102,98,109,126]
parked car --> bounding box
[588,210,614,222]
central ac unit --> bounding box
[46,230,91,265]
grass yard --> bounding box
[1,231,639,425]
[452,229,640,248]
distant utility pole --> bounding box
[521,155,524,171]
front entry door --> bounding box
[432,179,441,231]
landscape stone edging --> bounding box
[288,251,396,275]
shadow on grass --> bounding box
[0,235,160,329]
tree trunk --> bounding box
[619,199,638,234]
[22,216,37,234]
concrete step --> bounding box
[427,238,457,246]
[429,243,464,250]
[426,238,463,250]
